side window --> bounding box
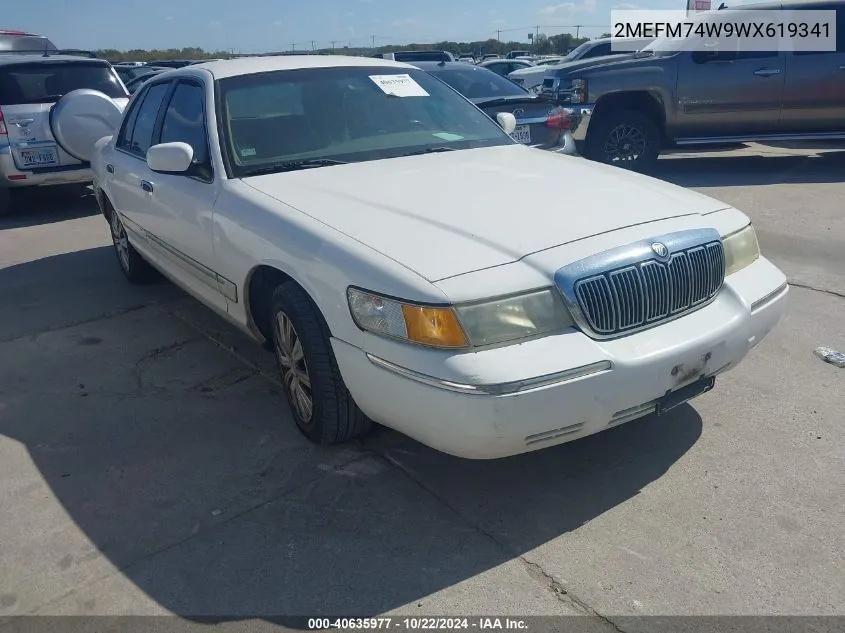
[116,88,146,151]
[128,81,170,157]
[587,43,611,58]
[160,81,211,177]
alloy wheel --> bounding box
[110,212,130,272]
[604,124,647,164]
[275,311,314,425]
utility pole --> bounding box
[311,40,316,51]
[330,40,337,52]
[292,42,296,51]
[371,34,376,49]
[535,25,540,53]
[496,29,501,42]
[575,25,581,38]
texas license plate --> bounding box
[511,124,531,144]
[20,147,59,168]
[656,375,715,416]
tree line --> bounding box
[95,32,605,62]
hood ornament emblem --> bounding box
[651,242,669,259]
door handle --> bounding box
[105,164,114,174]
[9,118,34,126]
[140,180,154,193]
[753,68,781,77]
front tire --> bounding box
[108,209,158,284]
[585,109,661,172]
[270,282,371,445]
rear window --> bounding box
[0,61,125,105]
[429,67,527,99]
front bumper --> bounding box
[0,146,92,189]
[332,257,788,459]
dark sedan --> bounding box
[413,61,577,154]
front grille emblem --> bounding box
[512,108,525,118]
[651,242,669,259]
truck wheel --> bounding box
[586,109,661,172]
[270,281,371,445]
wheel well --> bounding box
[246,265,330,346]
[590,91,667,140]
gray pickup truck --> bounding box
[541,0,845,170]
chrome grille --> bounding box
[555,229,725,339]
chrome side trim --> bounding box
[117,211,238,303]
[366,353,612,396]
[554,228,723,340]
[750,282,788,313]
[675,132,845,145]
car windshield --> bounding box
[427,66,528,99]
[0,61,126,104]
[217,66,514,178]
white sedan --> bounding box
[69,55,787,459]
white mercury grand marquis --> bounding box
[60,55,788,459]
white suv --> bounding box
[0,51,129,215]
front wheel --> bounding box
[585,109,661,172]
[270,282,371,445]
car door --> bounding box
[674,47,786,138]
[142,78,228,312]
[779,4,845,133]
[107,80,172,234]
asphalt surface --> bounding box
[0,144,843,629]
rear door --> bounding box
[0,59,127,171]
[779,3,845,133]
[107,79,173,232]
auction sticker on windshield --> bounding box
[369,74,430,97]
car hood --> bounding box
[242,145,729,282]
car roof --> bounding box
[411,61,492,71]
[0,53,107,66]
[184,54,416,79]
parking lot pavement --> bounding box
[0,145,843,626]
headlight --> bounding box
[455,289,574,346]
[347,288,469,349]
[347,287,574,349]
[722,223,760,276]
[555,78,587,104]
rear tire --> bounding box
[108,208,159,284]
[270,281,371,445]
[585,109,661,172]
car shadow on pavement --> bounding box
[652,150,845,188]
[0,248,703,623]
[0,185,100,231]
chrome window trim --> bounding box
[554,228,724,340]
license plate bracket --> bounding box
[511,124,531,144]
[20,146,59,168]
[656,375,715,416]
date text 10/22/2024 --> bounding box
[307,618,530,631]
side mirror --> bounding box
[496,112,517,135]
[146,142,194,173]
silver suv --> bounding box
[0,51,129,215]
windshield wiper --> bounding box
[400,147,458,157]
[242,158,347,176]
[473,96,533,106]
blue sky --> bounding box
[4,0,690,52]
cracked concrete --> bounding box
[1,147,844,625]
